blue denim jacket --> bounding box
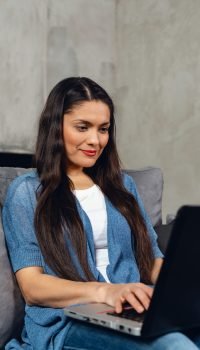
[2,171,163,350]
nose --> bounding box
[86,129,100,146]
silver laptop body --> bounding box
[65,302,143,336]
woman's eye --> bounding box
[76,125,87,131]
[100,127,109,133]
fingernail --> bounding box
[138,306,144,313]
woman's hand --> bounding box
[98,282,153,314]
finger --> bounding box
[124,292,145,313]
[142,284,154,298]
[115,299,123,313]
[134,283,154,299]
[120,296,126,303]
[132,287,151,310]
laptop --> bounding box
[64,206,200,338]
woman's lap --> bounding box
[63,320,200,350]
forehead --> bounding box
[64,100,110,123]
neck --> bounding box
[67,170,94,190]
[67,167,84,177]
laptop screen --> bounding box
[142,206,200,338]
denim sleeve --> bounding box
[123,173,164,259]
[2,175,43,272]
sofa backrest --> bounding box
[0,166,163,348]
[0,166,163,223]
[125,167,163,227]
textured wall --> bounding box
[1,0,200,219]
[0,0,115,153]
[0,0,46,152]
[46,0,116,96]
[115,0,200,219]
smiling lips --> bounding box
[81,150,97,157]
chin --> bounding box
[84,156,100,166]
[69,155,100,169]
[82,160,97,168]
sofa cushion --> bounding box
[0,167,29,348]
[125,167,163,227]
[0,167,31,206]
[0,210,24,348]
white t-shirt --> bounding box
[74,184,110,282]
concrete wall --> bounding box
[1,0,200,220]
[0,0,46,152]
[0,0,116,152]
[115,0,200,220]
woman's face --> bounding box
[63,100,110,174]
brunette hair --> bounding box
[34,77,154,283]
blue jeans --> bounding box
[63,320,200,350]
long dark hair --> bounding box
[34,77,154,283]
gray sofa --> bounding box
[0,166,172,349]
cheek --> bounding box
[63,131,83,149]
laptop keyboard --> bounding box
[107,308,146,322]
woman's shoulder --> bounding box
[121,171,137,192]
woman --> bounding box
[3,77,200,349]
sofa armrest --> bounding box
[154,220,174,255]
[0,209,25,348]
[125,167,163,227]
[166,214,176,224]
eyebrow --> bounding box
[73,119,110,126]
